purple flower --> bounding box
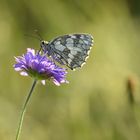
[14,48,68,86]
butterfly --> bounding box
[40,34,94,70]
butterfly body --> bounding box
[41,34,94,70]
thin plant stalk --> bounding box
[15,80,37,140]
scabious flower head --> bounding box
[14,48,68,86]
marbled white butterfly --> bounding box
[41,34,94,70]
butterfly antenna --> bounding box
[24,33,42,41]
[34,29,43,41]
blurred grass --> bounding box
[0,0,140,140]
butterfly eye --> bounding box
[41,41,45,45]
[40,41,46,50]
[41,41,49,45]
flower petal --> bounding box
[41,80,46,85]
[20,71,28,76]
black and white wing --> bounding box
[48,34,94,70]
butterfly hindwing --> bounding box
[44,34,94,70]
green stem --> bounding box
[15,80,37,140]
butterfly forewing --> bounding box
[46,34,94,70]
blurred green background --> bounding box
[0,0,140,139]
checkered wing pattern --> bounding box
[47,34,94,70]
